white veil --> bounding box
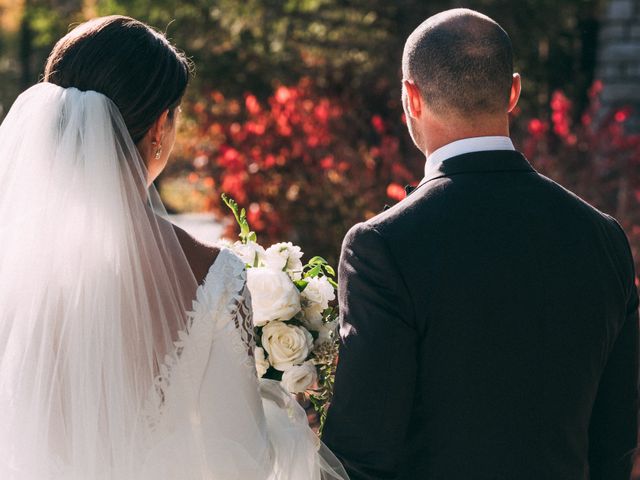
[0,82,349,480]
[0,83,200,478]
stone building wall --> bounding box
[597,0,640,129]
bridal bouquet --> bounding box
[221,194,340,429]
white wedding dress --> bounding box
[140,248,346,479]
[0,83,347,479]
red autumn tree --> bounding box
[169,78,422,264]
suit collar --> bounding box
[426,136,515,168]
[421,150,535,186]
[382,151,535,212]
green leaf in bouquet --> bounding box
[323,264,336,277]
[264,367,283,382]
[254,326,264,346]
[303,255,337,282]
[221,193,256,244]
[286,319,300,328]
[305,265,322,278]
[307,256,328,266]
[294,279,309,292]
[308,357,338,434]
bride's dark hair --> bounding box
[43,15,190,144]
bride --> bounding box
[0,15,347,480]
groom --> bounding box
[323,8,639,480]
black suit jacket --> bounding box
[322,150,639,480]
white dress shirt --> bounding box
[420,136,515,184]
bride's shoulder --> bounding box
[172,223,222,286]
[172,223,247,289]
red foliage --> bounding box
[386,183,406,202]
[172,78,420,263]
[371,115,386,135]
[522,84,640,277]
[527,118,547,137]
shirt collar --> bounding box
[424,136,515,179]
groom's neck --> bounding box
[423,114,511,157]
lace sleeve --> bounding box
[143,249,257,431]
[228,275,256,363]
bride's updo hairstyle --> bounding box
[43,15,189,144]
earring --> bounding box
[151,140,162,161]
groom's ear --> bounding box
[507,73,521,113]
[403,80,423,119]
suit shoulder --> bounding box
[537,173,636,276]
[342,220,384,252]
[364,180,447,236]
[536,173,619,224]
[600,213,636,279]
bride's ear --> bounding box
[139,110,170,160]
[148,110,171,146]
[137,110,171,178]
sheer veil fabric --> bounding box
[0,84,348,480]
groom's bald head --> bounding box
[402,9,513,117]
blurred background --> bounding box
[0,0,639,273]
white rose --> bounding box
[281,361,318,393]
[216,238,233,249]
[247,267,301,327]
[302,276,335,311]
[232,241,265,267]
[297,303,325,331]
[261,321,313,371]
[314,319,338,347]
[298,276,335,330]
[254,347,269,378]
[264,242,304,277]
